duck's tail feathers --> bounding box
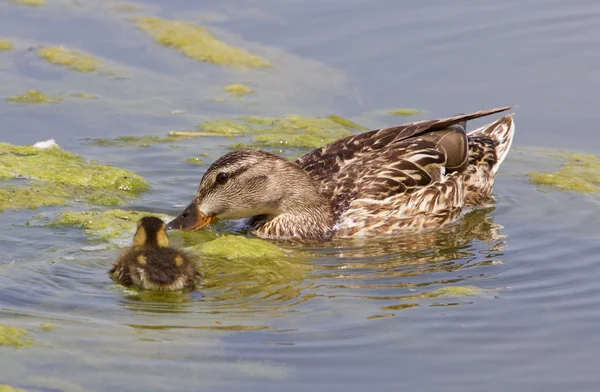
[468,114,515,174]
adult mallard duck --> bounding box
[167,106,515,241]
[110,216,201,291]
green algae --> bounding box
[38,47,102,72]
[189,236,310,302]
[111,3,141,12]
[0,143,148,192]
[0,143,148,213]
[0,40,14,51]
[0,385,27,392]
[432,285,483,297]
[7,90,97,104]
[51,209,171,243]
[224,84,253,97]
[133,17,271,69]
[185,157,205,165]
[194,235,286,260]
[0,183,70,213]
[199,115,361,149]
[90,135,178,147]
[40,323,56,332]
[0,324,32,348]
[9,0,44,5]
[199,119,251,136]
[7,90,63,104]
[70,92,97,99]
[327,114,367,130]
[389,108,422,116]
[528,152,600,193]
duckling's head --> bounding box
[167,149,324,232]
[133,216,169,248]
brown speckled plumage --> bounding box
[168,106,515,240]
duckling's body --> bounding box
[167,106,516,241]
[110,216,201,292]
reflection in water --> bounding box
[115,206,506,325]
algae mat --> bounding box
[0,142,148,212]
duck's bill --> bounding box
[166,202,216,231]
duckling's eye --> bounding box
[215,172,229,185]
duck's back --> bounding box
[295,106,515,237]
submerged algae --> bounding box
[195,235,286,260]
[38,47,102,72]
[190,235,309,302]
[133,17,271,69]
[51,209,171,244]
[7,90,63,104]
[0,40,14,51]
[224,84,254,97]
[0,324,32,348]
[529,152,600,193]
[199,115,362,149]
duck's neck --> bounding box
[248,192,334,241]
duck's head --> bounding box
[166,149,323,232]
[133,216,170,248]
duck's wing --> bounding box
[328,137,462,219]
[296,106,515,184]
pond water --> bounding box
[1,0,600,391]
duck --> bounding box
[166,106,516,241]
[109,216,201,292]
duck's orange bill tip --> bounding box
[189,214,216,232]
[166,202,216,232]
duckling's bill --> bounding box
[166,201,216,231]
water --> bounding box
[1,0,600,391]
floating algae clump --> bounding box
[0,385,27,392]
[0,183,70,213]
[0,40,14,51]
[90,135,178,147]
[199,115,362,149]
[9,0,44,5]
[0,324,32,348]
[38,47,102,72]
[194,235,286,260]
[224,84,254,97]
[191,236,309,302]
[185,157,204,165]
[133,17,271,68]
[51,209,171,244]
[7,90,63,104]
[0,143,147,191]
[327,114,367,130]
[529,152,600,193]
[0,142,148,212]
[389,108,422,116]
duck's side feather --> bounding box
[294,106,515,237]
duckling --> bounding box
[109,216,201,292]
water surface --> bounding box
[1,1,600,391]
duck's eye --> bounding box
[215,172,229,185]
